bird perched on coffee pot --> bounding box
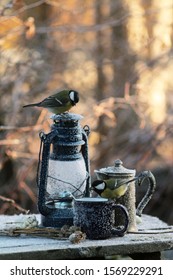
[92,177,138,199]
[23,89,79,115]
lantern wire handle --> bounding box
[36,134,43,186]
[81,126,91,196]
[83,125,90,136]
[36,131,47,186]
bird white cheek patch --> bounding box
[69,91,75,101]
[96,183,105,190]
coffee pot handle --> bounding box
[136,170,156,217]
[111,204,129,236]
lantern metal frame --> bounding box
[37,113,90,227]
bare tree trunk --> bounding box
[110,0,137,97]
[95,1,106,101]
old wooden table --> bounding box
[0,214,173,260]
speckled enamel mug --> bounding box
[73,197,129,240]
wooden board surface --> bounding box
[0,214,173,259]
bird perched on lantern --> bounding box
[23,89,79,114]
[92,177,138,200]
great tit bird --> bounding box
[23,89,79,114]
[92,177,138,199]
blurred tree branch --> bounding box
[0,195,29,214]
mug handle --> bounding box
[111,204,129,237]
[136,170,156,217]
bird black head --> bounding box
[92,180,106,195]
[69,90,79,105]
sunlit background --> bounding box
[0,0,173,225]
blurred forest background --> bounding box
[0,0,173,224]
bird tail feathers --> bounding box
[23,103,39,108]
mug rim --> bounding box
[75,197,108,203]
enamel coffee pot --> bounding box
[94,159,156,232]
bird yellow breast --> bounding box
[101,184,128,199]
[50,101,72,114]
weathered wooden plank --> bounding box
[0,214,172,259]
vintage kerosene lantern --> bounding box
[37,113,90,227]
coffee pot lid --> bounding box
[98,159,136,176]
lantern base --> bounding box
[41,208,73,228]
